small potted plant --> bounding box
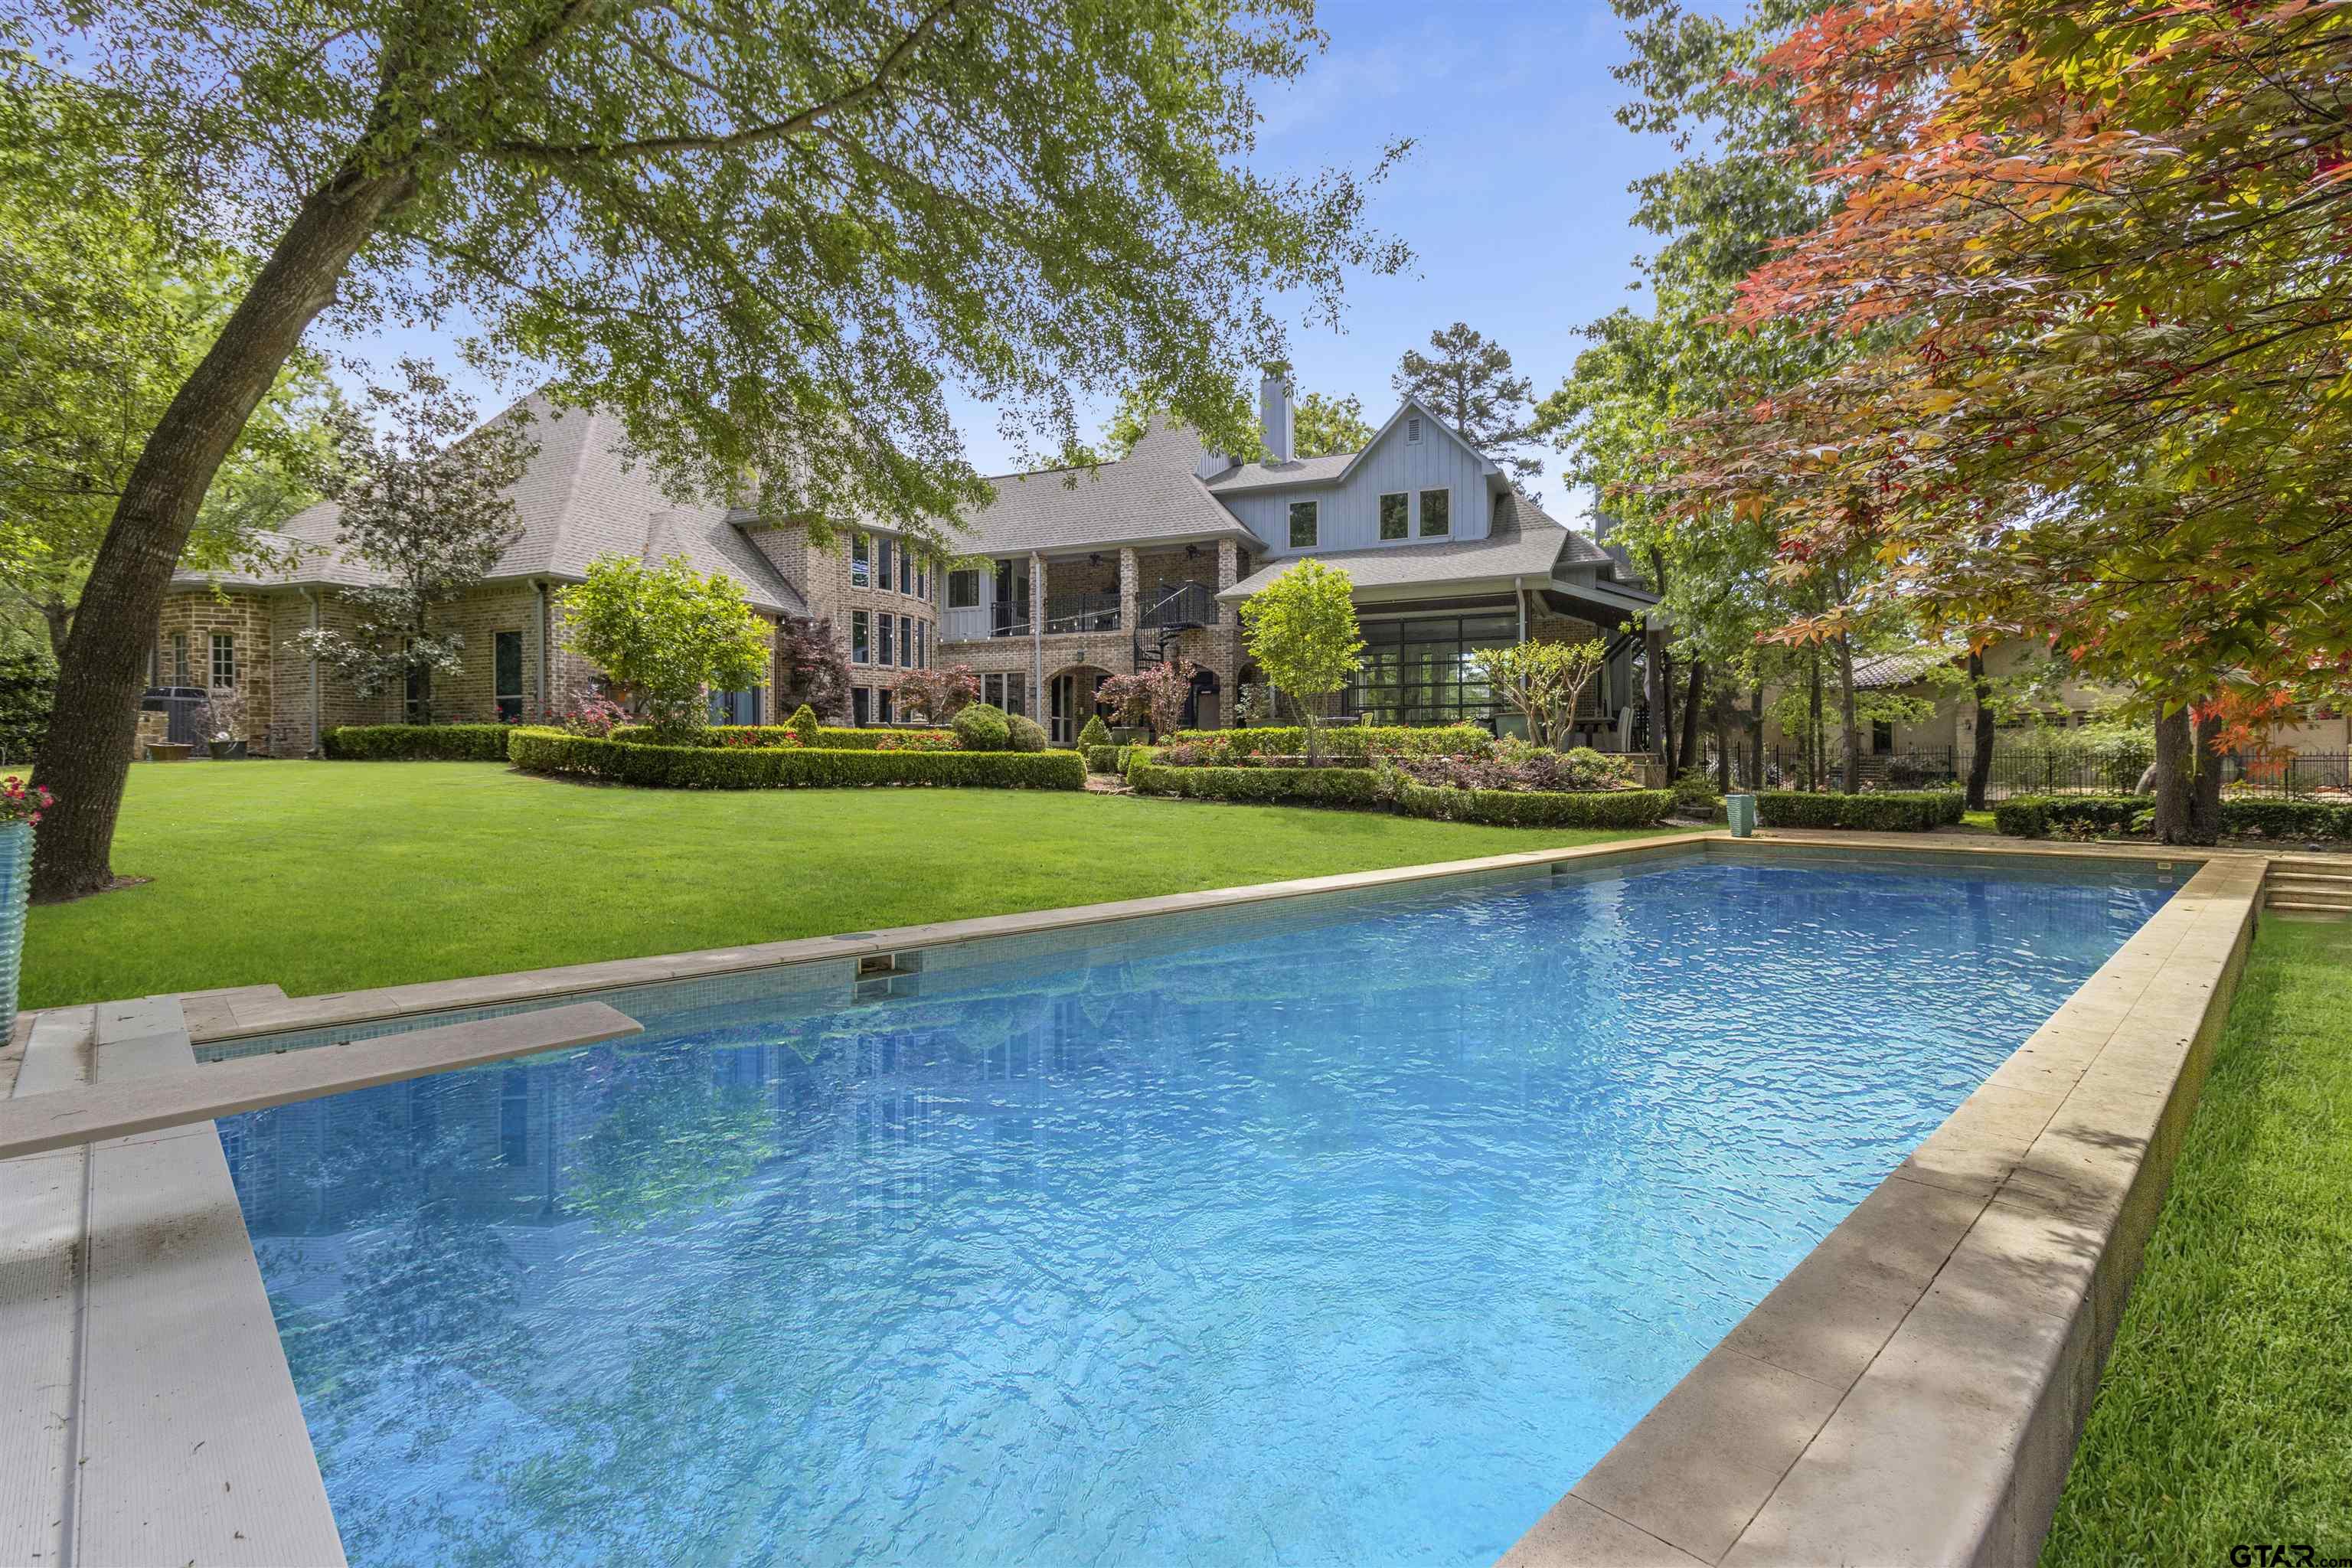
[0,775,52,1042]
[194,691,250,760]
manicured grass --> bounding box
[2041,918,2352,1566]
[27,760,1694,1009]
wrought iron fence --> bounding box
[1710,745,2352,800]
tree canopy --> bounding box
[1394,322,1543,486]
[560,555,771,740]
[1658,0,2352,712]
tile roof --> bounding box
[956,422,1257,555]
[175,396,806,616]
[1219,488,1628,598]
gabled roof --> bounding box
[1197,394,1498,495]
[1851,647,1964,688]
[958,420,1258,555]
[173,396,806,616]
[1218,489,1642,601]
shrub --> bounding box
[1170,724,1491,760]
[324,724,514,761]
[612,724,957,751]
[1076,714,1112,750]
[786,704,820,743]
[1083,743,1129,776]
[508,728,1083,789]
[1671,768,1719,809]
[1756,789,1966,831]
[1006,713,1047,753]
[1389,778,1675,830]
[0,650,54,761]
[1997,792,2352,841]
[952,702,1012,752]
[1386,745,1636,794]
[1126,756,1387,806]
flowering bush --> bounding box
[874,731,960,753]
[555,696,629,738]
[0,775,51,825]
[718,727,799,749]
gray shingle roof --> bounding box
[175,396,805,616]
[1218,488,1624,599]
[1851,647,1963,688]
[958,422,1257,555]
[1197,451,1354,492]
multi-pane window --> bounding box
[495,630,524,721]
[898,549,912,596]
[851,609,871,664]
[851,535,871,587]
[875,537,893,592]
[916,564,928,601]
[171,631,189,684]
[899,616,913,668]
[1418,488,1451,536]
[915,623,926,669]
[877,686,894,723]
[982,671,1027,717]
[1378,492,1408,541]
[851,687,871,726]
[1344,614,1517,727]
[1288,499,1318,548]
[877,614,893,667]
[210,632,237,688]
[948,570,981,609]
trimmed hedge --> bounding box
[1755,789,1966,831]
[508,728,1083,789]
[323,724,515,761]
[1126,756,1386,806]
[1997,792,2352,841]
[1390,779,1674,829]
[1168,724,1491,760]
[1083,744,1132,776]
[610,724,956,750]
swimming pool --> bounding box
[219,851,2176,1566]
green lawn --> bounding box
[2041,918,2352,1566]
[27,761,1692,1009]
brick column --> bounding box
[1028,550,1047,711]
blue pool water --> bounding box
[220,854,2174,1567]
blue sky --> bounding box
[330,0,1689,526]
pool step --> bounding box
[2265,858,2352,920]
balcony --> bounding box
[1140,580,1220,629]
[991,592,1122,637]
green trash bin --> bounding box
[1725,792,1757,838]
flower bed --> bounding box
[1754,789,1967,831]
[508,728,1083,789]
[323,724,517,762]
[609,724,960,752]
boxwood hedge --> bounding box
[1167,724,1491,760]
[609,724,957,751]
[1125,756,1386,806]
[1083,744,1132,775]
[323,724,515,761]
[508,728,1083,789]
[1389,779,1674,829]
[1755,789,1966,831]
[1997,792,2352,841]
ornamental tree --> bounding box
[1096,658,1196,740]
[1658,0,2352,728]
[1239,560,1363,763]
[560,556,770,741]
[773,615,854,723]
[21,0,1406,900]
[292,361,536,722]
[895,662,979,724]
[1472,639,1607,750]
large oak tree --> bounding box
[16,0,1406,899]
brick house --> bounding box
[155,377,1659,753]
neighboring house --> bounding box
[154,375,1659,753]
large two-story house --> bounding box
[152,375,1660,753]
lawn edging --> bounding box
[507,727,1084,789]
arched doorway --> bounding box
[1047,663,1112,745]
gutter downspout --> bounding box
[1513,577,1527,644]
[301,586,321,756]
[535,580,552,717]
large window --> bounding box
[874,536,893,593]
[898,548,912,596]
[1418,488,1450,536]
[915,623,926,668]
[948,569,981,609]
[1377,492,1408,541]
[876,686,894,724]
[898,616,913,668]
[210,631,237,688]
[495,630,524,721]
[851,609,870,664]
[982,671,1026,717]
[1344,614,1517,727]
[877,613,893,667]
[916,563,929,601]
[1288,499,1318,548]
[851,535,871,587]
[851,687,871,726]
[171,630,188,684]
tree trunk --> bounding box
[1748,681,1764,792]
[1835,633,1860,794]
[1806,648,1823,791]
[1679,660,1704,783]
[32,165,414,901]
[1965,650,1996,811]
[2151,705,2220,845]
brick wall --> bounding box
[744,521,939,720]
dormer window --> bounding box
[1406,416,1423,443]
[1288,499,1318,547]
